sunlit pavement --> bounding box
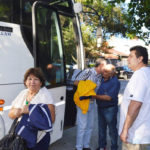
[49,80,128,150]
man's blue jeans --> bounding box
[97,105,118,150]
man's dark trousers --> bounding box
[97,105,118,150]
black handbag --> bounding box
[0,118,27,150]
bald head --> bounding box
[104,64,115,72]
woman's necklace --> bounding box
[26,91,38,105]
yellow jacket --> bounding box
[74,80,96,114]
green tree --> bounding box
[76,0,129,57]
[104,0,150,44]
[60,16,77,65]
[78,0,128,37]
[81,24,98,58]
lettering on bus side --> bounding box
[0,26,13,36]
[0,31,11,36]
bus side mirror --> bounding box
[74,3,83,13]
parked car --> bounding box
[116,66,133,80]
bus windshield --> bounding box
[34,4,65,86]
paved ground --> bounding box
[49,80,128,150]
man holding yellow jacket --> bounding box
[74,58,106,150]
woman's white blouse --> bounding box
[11,87,54,108]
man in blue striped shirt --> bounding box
[74,58,107,150]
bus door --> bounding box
[32,2,66,144]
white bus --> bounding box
[0,0,84,144]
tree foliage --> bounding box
[78,0,129,37]
[81,24,98,58]
[105,0,150,44]
[76,0,130,58]
[60,16,78,65]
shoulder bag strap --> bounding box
[75,68,91,81]
[8,118,19,134]
[84,69,92,81]
[74,70,82,80]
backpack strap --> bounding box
[75,68,92,81]
[74,70,82,80]
[84,68,92,80]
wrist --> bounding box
[16,111,22,118]
[122,127,129,133]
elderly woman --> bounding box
[8,67,55,150]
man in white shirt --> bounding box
[119,45,150,150]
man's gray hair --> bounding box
[95,58,107,67]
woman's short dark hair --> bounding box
[24,68,45,87]
[130,45,148,64]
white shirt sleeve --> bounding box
[128,70,147,103]
[11,89,27,108]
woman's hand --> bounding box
[22,105,29,114]
[8,108,22,119]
